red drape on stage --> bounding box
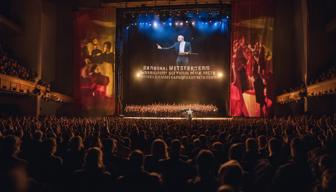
[230,0,275,117]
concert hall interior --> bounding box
[0,0,335,192]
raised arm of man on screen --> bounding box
[157,35,192,65]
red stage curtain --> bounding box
[230,0,275,117]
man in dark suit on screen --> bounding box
[157,35,192,65]
[254,72,266,117]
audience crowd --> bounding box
[281,64,336,95]
[125,104,218,117]
[0,44,34,81]
[0,44,51,89]
[0,115,335,192]
[308,65,336,86]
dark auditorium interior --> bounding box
[0,0,335,192]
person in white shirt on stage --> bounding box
[157,35,192,65]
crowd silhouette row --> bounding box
[0,115,335,192]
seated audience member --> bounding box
[313,166,336,192]
[102,138,129,178]
[115,137,131,159]
[218,160,244,192]
[211,141,227,171]
[191,138,202,159]
[317,155,334,177]
[244,138,260,172]
[71,147,112,192]
[63,136,85,173]
[319,170,336,192]
[217,185,235,192]
[0,164,45,192]
[102,138,119,177]
[90,136,103,149]
[117,150,162,192]
[189,149,218,192]
[170,138,189,161]
[272,138,314,192]
[0,135,27,173]
[257,135,268,158]
[267,137,284,169]
[130,129,147,152]
[0,136,44,192]
[228,143,245,165]
[159,139,191,192]
[145,139,169,172]
[251,158,274,192]
[39,137,63,191]
[28,131,45,180]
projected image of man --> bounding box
[157,35,192,65]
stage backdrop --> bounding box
[117,6,231,116]
[74,8,116,115]
[230,0,275,117]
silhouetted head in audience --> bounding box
[1,135,21,157]
[218,160,243,191]
[245,138,257,153]
[170,139,181,158]
[217,184,235,192]
[92,137,102,148]
[302,134,317,153]
[318,155,334,174]
[151,139,168,160]
[123,137,131,148]
[229,143,244,162]
[70,136,84,151]
[193,138,201,149]
[102,138,116,153]
[84,147,104,170]
[321,170,336,192]
[268,137,282,156]
[218,132,226,144]
[290,138,306,161]
[139,130,146,140]
[0,165,30,192]
[211,141,225,153]
[46,137,57,155]
[196,150,215,178]
[129,149,144,172]
[199,134,207,148]
[33,131,43,142]
[257,135,267,149]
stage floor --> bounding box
[123,116,233,121]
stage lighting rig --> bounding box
[153,20,159,28]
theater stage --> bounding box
[122,116,233,121]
